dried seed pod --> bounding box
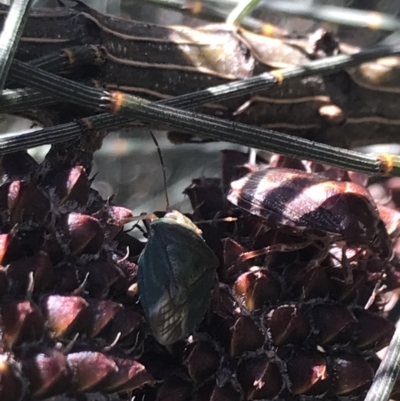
[198,381,242,401]
[43,295,89,339]
[284,262,329,300]
[138,210,219,345]
[85,299,122,337]
[222,238,248,272]
[352,308,395,351]
[183,341,219,382]
[42,165,90,205]
[22,349,70,398]
[7,251,53,294]
[66,351,117,392]
[0,152,38,181]
[43,295,144,343]
[156,376,193,401]
[230,316,264,357]
[310,304,356,344]
[0,231,22,265]
[0,354,26,401]
[328,269,368,302]
[237,356,282,399]
[79,259,122,298]
[102,356,154,393]
[184,177,225,221]
[104,205,135,241]
[267,305,310,346]
[1,300,45,348]
[329,352,373,395]
[6,181,49,224]
[106,307,147,347]
[286,352,329,395]
[67,212,104,255]
[233,268,280,310]
[228,168,392,258]
[22,349,153,398]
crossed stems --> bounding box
[1,2,400,178]
[1,42,400,175]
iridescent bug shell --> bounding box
[138,210,219,345]
[227,168,392,258]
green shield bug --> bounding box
[138,210,219,346]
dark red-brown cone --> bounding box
[0,149,399,401]
[177,151,399,401]
[0,152,152,401]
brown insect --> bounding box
[227,168,392,259]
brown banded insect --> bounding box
[227,167,393,259]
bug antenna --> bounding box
[149,131,170,209]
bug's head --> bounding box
[369,220,393,261]
[334,193,393,259]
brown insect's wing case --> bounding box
[227,168,392,257]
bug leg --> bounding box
[340,245,354,284]
[303,236,330,274]
[206,274,222,321]
[365,280,387,310]
[233,239,314,269]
